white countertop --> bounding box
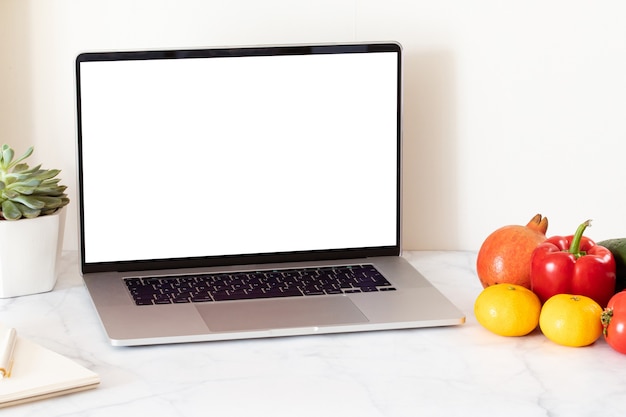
[2,251,625,417]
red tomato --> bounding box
[602,291,626,354]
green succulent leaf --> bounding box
[32,185,67,196]
[41,178,61,185]
[33,169,61,181]
[5,175,35,185]
[1,200,22,220]
[20,204,42,219]
[10,147,34,169]
[10,164,39,176]
[10,195,46,209]
[12,163,31,173]
[10,185,36,195]
[1,146,34,171]
[32,195,66,209]
[13,178,41,188]
[1,147,14,169]
[2,189,18,199]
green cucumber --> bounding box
[597,238,626,293]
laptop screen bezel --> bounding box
[75,42,403,274]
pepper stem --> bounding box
[569,219,591,259]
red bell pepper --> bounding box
[530,220,616,307]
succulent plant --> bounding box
[0,144,69,220]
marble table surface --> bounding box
[2,251,625,417]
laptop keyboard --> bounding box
[124,264,396,306]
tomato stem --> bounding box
[569,219,591,259]
[601,308,613,336]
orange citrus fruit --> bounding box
[474,283,541,336]
[539,294,603,347]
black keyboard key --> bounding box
[190,294,213,302]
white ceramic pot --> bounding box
[0,208,66,298]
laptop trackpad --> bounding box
[197,296,368,333]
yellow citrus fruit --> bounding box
[539,294,603,347]
[474,283,541,336]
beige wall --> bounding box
[2,1,626,251]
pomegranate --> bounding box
[476,214,548,289]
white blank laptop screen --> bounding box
[78,48,399,264]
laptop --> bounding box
[75,42,465,346]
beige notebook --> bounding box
[0,336,100,408]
